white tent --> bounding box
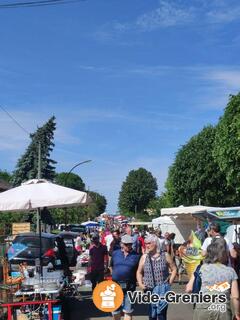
[152,206,213,243]
[152,216,195,243]
[0,179,91,212]
[161,205,211,216]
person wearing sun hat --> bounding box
[110,234,140,320]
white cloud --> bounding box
[128,65,173,76]
[55,128,81,145]
[136,1,194,30]
[93,0,240,41]
[205,70,240,89]
[207,6,240,23]
[77,65,108,72]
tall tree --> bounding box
[88,191,107,215]
[165,126,236,206]
[118,167,158,215]
[213,93,240,192]
[55,172,85,191]
[11,116,57,186]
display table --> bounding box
[15,287,62,297]
[14,270,64,302]
[1,299,60,320]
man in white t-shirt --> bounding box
[201,223,237,259]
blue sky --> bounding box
[1,0,240,214]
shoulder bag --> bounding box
[148,254,171,315]
[192,264,202,294]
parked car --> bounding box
[7,232,79,271]
[8,232,57,271]
[68,224,86,233]
[58,224,86,233]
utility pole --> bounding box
[37,142,41,179]
[37,142,41,234]
[135,204,137,219]
[37,142,42,276]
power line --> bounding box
[0,0,85,9]
[0,105,30,135]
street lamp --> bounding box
[64,160,92,186]
[64,160,92,225]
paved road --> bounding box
[62,282,194,320]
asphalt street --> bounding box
[62,282,193,320]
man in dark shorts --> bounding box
[89,233,108,291]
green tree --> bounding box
[55,172,85,191]
[11,116,57,186]
[118,168,158,215]
[51,189,107,224]
[147,192,172,217]
[88,191,107,215]
[213,93,240,192]
[165,126,236,206]
[53,172,85,224]
[0,170,12,183]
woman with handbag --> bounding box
[137,234,177,320]
[186,237,240,320]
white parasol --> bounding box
[0,179,91,212]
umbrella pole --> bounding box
[37,208,43,277]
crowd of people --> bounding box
[71,223,240,320]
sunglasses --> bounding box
[123,243,132,246]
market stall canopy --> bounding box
[207,206,240,220]
[152,215,194,243]
[128,222,153,226]
[161,205,212,216]
[0,179,91,212]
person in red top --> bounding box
[100,229,106,246]
[138,232,145,254]
[89,233,108,291]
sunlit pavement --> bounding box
[62,282,193,320]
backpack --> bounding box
[192,264,202,293]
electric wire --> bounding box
[0,105,30,135]
[0,0,85,9]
